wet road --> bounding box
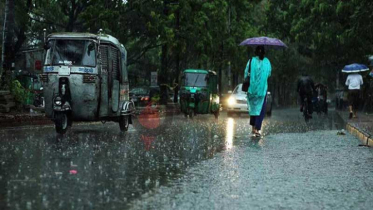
[0,109,372,209]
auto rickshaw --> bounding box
[42,32,135,134]
[179,69,220,119]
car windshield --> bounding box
[130,87,149,95]
[44,39,96,67]
[233,84,245,94]
[184,73,207,87]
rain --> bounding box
[1,109,373,209]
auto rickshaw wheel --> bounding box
[188,109,193,119]
[55,112,69,134]
[119,116,129,132]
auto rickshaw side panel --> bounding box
[118,44,130,115]
[98,42,129,118]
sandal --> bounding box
[254,131,262,138]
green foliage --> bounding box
[264,0,373,105]
[151,95,160,104]
[7,0,373,106]
[12,0,261,86]
[9,80,28,105]
[267,0,373,68]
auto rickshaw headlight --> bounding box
[228,97,236,106]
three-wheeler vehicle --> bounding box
[42,32,135,134]
[179,69,220,119]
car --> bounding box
[130,85,175,108]
[129,87,151,107]
[226,83,272,117]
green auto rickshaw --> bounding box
[179,69,220,119]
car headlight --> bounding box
[228,97,236,106]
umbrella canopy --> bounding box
[341,63,369,73]
[239,36,287,49]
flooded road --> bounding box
[0,109,372,209]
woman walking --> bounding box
[244,46,271,137]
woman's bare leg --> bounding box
[252,126,256,134]
[348,106,353,119]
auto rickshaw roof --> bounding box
[47,32,125,51]
[183,69,217,75]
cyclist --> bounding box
[297,73,316,118]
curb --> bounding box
[336,111,373,147]
[346,123,373,147]
[0,114,52,128]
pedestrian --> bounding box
[244,46,271,137]
[345,73,363,119]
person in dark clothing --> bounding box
[297,74,316,117]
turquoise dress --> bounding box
[244,56,271,116]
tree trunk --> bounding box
[1,0,15,74]
[174,7,180,85]
[218,43,224,97]
[159,44,168,105]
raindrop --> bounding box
[145,178,151,187]
[26,201,32,210]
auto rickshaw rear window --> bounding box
[184,73,207,87]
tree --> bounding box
[1,0,15,75]
[264,0,373,105]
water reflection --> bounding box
[140,135,155,151]
[249,138,265,148]
[0,115,229,209]
[225,118,234,149]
